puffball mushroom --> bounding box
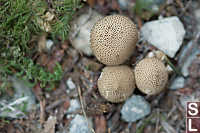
[90,15,138,65]
[134,58,168,95]
[98,65,135,103]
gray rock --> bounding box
[0,77,36,118]
[194,9,200,30]
[46,39,54,50]
[169,76,185,90]
[141,16,185,58]
[66,78,76,90]
[181,49,200,77]
[121,95,151,122]
[69,115,92,133]
[118,0,128,10]
[69,9,103,56]
[67,99,80,113]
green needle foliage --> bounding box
[0,0,82,94]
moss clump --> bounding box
[0,0,82,94]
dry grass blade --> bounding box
[40,98,46,124]
[161,120,177,133]
[164,56,185,78]
[77,86,95,133]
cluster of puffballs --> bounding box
[90,15,168,103]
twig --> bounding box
[136,113,155,133]
[77,86,95,133]
[0,98,27,118]
[155,109,160,133]
[167,106,176,119]
[40,98,46,124]
[164,56,185,78]
[161,119,177,133]
[1,96,29,111]
[179,0,192,16]
[45,98,66,112]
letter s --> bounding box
[188,103,198,116]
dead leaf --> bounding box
[32,83,43,101]
[111,0,119,10]
[95,115,107,133]
[37,18,51,32]
[47,59,57,73]
[87,0,95,7]
[175,87,193,95]
[82,58,103,71]
[61,40,69,50]
[37,53,49,66]
[97,0,105,6]
[63,100,70,110]
[38,33,47,53]
[42,11,55,21]
[53,49,64,62]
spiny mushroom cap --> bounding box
[98,65,135,103]
[134,58,168,95]
[90,15,138,65]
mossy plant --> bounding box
[0,0,82,94]
[133,0,165,20]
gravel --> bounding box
[69,115,92,133]
[121,95,151,122]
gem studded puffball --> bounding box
[90,15,138,65]
[98,65,136,103]
[134,58,168,95]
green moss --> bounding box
[133,0,165,20]
[0,0,82,94]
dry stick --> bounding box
[155,109,160,133]
[77,86,95,133]
[45,98,66,112]
[40,98,46,124]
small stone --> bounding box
[181,50,200,77]
[66,78,76,90]
[69,9,103,56]
[46,39,54,50]
[69,115,92,133]
[169,76,185,90]
[67,99,80,113]
[121,95,151,122]
[141,16,185,58]
[118,0,128,10]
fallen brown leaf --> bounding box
[87,0,95,7]
[95,115,107,133]
[38,33,47,53]
[32,83,43,101]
